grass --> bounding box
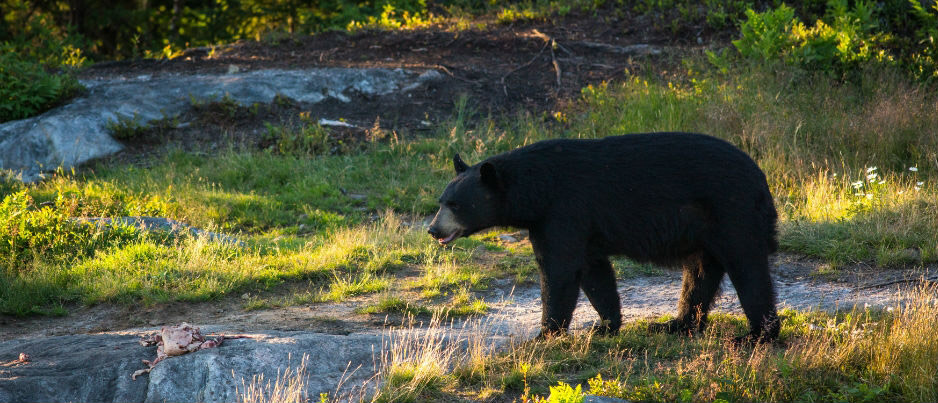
[237,354,312,403]
[357,284,938,402]
[4,59,937,315]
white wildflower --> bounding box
[852,181,864,189]
[909,166,918,172]
[917,181,925,186]
[878,180,885,185]
[867,166,878,173]
[867,172,878,181]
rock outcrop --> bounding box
[0,68,443,183]
[0,330,384,402]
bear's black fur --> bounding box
[428,132,780,342]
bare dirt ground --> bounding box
[4,13,937,342]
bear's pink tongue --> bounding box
[438,233,458,244]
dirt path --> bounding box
[2,254,930,342]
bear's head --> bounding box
[428,154,503,245]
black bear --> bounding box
[428,132,780,342]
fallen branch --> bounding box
[434,64,485,84]
[500,40,550,97]
[549,39,562,89]
[855,274,938,290]
[569,41,662,56]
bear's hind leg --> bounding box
[649,253,724,335]
[581,252,622,335]
[723,249,779,343]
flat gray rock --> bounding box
[76,216,242,245]
[0,330,385,403]
[0,68,443,183]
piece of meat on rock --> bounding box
[131,322,244,380]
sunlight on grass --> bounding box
[321,272,390,302]
[372,314,502,402]
[367,285,938,402]
[1,210,465,313]
[416,257,487,299]
[237,354,311,403]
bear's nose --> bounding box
[428,227,441,238]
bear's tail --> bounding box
[758,187,779,254]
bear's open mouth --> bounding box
[436,231,461,245]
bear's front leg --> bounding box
[530,230,586,338]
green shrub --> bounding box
[105,114,144,139]
[733,0,938,79]
[905,0,938,80]
[0,52,83,122]
[734,1,883,73]
[733,4,798,61]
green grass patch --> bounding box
[385,286,938,402]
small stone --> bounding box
[497,234,519,243]
[227,64,240,74]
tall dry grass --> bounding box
[237,354,311,403]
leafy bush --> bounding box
[733,4,798,61]
[734,0,938,79]
[105,113,149,140]
[2,0,432,61]
[346,3,438,30]
[734,1,882,74]
[0,52,84,122]
[0,1,88,68]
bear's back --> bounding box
[493,132,766,192]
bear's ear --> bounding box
[453,154,469,174]
[480,162,502,190]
